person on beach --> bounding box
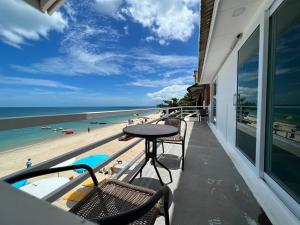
[26,158,32,168]
[88,127,90,133]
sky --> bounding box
[0,0,199,107]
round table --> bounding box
[123,124,179,185]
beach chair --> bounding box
[6,164,170,225]
[156,118,187,170]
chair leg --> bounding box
[181,141,185,170]
[161,141,165,153]
[164,197,170,225]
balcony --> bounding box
[0,107,272,225]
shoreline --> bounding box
[0,113,159,178]
[0,122,124,154]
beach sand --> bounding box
[0,113,161,210]
[0,113,160,179]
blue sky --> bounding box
[0,0,199,107]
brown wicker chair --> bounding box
[6,164,170,225]
[156,118,187,170]
[198,108,208,122]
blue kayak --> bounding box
[72,154,109,173]
[12,180,28,188]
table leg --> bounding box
[152,139,173,184]
[152,158,164,185]
[129,139,149,183]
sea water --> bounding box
[0,107,155,151]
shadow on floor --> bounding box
[157,154,181,170]
[170,122,272,225]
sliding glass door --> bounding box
[236,27,260,164]
[266,0,300,203]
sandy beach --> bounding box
[0,113,160,178]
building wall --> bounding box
[207,0,300,223]
[215,52,237,146]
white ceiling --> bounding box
[201,0,262,83]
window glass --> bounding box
[266,0,300,203]
[236,27,260,163]
[212,81,217,124]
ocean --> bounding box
[0,107,155,151]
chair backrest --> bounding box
[199,108,208,115]
[164,118,181,130]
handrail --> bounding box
[1,111,177,202]
[0,108,158,131]
[0,107,192,203]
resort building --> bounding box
[197,0,300,223]
[0,0,299,225]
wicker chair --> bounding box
[198,108,208,122]
[6,164,170,225]
[156,118,187,170]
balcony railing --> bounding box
[1,107,203,203]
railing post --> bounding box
[180,106,183,119]
[166,108,169,117]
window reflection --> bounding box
[236,27,260,163]
[266,0,300,203]
[212,81,217,124]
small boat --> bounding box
[58,128,63,130]
[53,128,58,131]
[90,122,98,124]
[41,126,51,129]
[65,129,74,135]
[98,122,107,125]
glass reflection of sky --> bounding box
[274,23,300,106]
[238,29,259,106]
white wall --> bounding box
[215,52,237,146]
[209,0,300,223]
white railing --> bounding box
[0,107,182,202]
[0,106,205,203]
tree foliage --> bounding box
[156,92,196,107]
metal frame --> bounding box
[129,139,173,185]
[156,118,187,170]
[6,164,170,225]
[256,9,270,178]
[262,0,300,219]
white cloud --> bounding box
[0,0,68,48]
[124,25,129,35]
[11,23,123,76]
[95,0,125,19]
[128,75,193,88]
[0,88,151,107]
[0,75,80,91]
[145,36,155,42]
[147,84,189,100]
[123,0,198,44]
[13,48,197,77]
[11,50,122,76]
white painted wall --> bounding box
[215,51,237,146]
[208,0,300,223]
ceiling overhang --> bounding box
[199,0,262,84]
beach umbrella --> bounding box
[20,177,69,199]
[72,154,109,174]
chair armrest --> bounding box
[5,164,98,187]
[94,185,170,225]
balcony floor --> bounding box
[130,122,272,225]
